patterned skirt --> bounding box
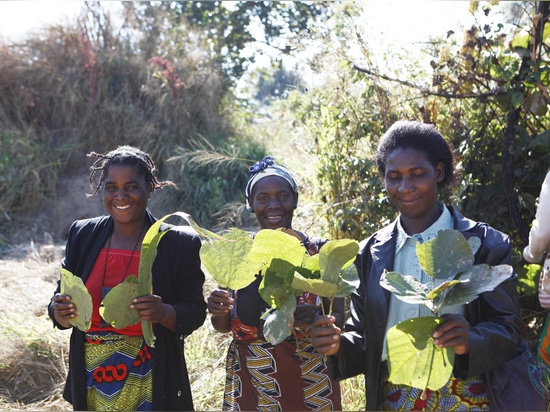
[379,375,489,411]
[84,332,153,411]
[223,338,341,411]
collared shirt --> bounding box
[381,204,464,360]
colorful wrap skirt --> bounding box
[379,374,489,411]
[84,332,153,411]
[222,337,341,411]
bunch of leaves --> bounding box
[199,227,360,345]
[252,229,360,345]
[60,212,220,347]
[379,229,513,392]
[100,212,221,347]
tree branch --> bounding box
[352,64,506,99]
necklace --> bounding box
[102,220,147,286]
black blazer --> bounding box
[48,209,207,410]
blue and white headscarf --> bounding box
[244,156,298,205]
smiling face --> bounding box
[248,175,297,230]
[103,164,151,227]
[384,147,445,234]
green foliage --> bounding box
[380,229,513,391]
[199,228,259,290]
[60,268,93,332]
[387,317,454,391]
[123,1,332,82]
[99,275,141,329]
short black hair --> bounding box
[375,120,456,189]
[87,145,177,197]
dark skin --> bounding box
[311,147,470,356]
[208,175,345,334]
[52,164,177,332]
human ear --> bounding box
[436,162,445,183]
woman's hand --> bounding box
[309,314,342,356]
[293,304,318,329]
[432,313,470,355]
[52,293,76,329]
[131,294,176,331]
[207,288,234,315]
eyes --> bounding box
[255,192,293,204]
[386,172,426,181]
[104,183,141,193]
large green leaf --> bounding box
[440,264,513,309]
[380,270,433,309]
[292,272,339,297]
[259,258,298,308]
[99,275,141,329]
[336,265,360,297]
[318,239,359,283]
[60,268,93,332]
[199,227,259,290]
[387,317,454,391]
[262,294,297,345]
[247,229,305,269]
[417,229,474,279]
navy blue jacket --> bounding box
[328,205,523,411]
[48,210,207,411]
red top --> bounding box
[85,248,143,336]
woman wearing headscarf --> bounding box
[207,156,343,411]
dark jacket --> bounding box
[328,205,523,411]
[48,210,207,411]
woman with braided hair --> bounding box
[48,145,207,410]
[207,156,344,411]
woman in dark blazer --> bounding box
[48,146,207,411]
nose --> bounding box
[114,188,128,198]
[398,177,415,193]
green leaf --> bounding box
[335,264,360,297]
[99,275,141,329]
[248,229,305,269]
[292,272,339,297]
[262,294,297,345]
[60,268,93,332]
[417,229,474,279]
[516,263,542,296]
[387,317,454,391]
[199,227,259,290]
[440,264,513,308]
[318,239,359,283]
[259,258,298,308]
[379,270,433,310]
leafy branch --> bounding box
[379,229,512,391]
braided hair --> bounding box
[87,145,177,197]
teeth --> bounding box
[115,205,130,210]
[267,216,282,220]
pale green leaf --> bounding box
[387,317,454,391]
[417,229,474,279]
[99,275,141,329]
[259,258,298,308]
[440,264,513,308]
[292,272,339,297]
[319,239,359,283]
[200,227,259,290]
[60,268,93,332]
[380,270,433,309]
[336,264,360,297]
[262,294,297,345]
[248,229,305,269]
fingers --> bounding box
[207,289,234,315]
[131,294,165,322]
[309,315,341,356]
[433,314,470,355]
[293,304,317,327]
[52,293,76,328]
